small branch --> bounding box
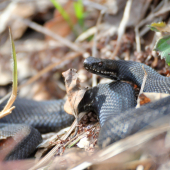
[92,10,105,87]
[135,26,141,52]
[13,15,85,53]
[111,0,132,59]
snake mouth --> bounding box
[84,57,118,79]
[85,66,117,78]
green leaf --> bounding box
[73,0,84,29]
[154,35,170,65]
[74,0,83,19]
[9,28,17,95]
[0,28,18,117]
[148,22,170,33]
[49,0,74,31]
[147,25,160,32]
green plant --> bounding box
[148,22,170,66]
[50,0,86,35]
[74,0,85,29]
[50,0,74,30]
[0,28,17,118]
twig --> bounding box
[13,15,85,53]
[75,25,102,43]
[135,26,141,52]
[135,0,166,51]
[66,122,99,149]
[111,0,132,59]
[29,112,86,170]
[136,66,148,108]
[136,0,170,30]
[92,10,105,87]
[82,0,107,11]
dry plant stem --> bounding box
[135,0,166,51]
[29,112,86,170]
[0,52,81,105]
[71,124,170,170]
[0,106,15,119]
[83,0,107,11]
[136,0,170,32]
[136,66,148,108]
[0,28,17,118]
[111,0,132,59]
[75,26,102,43]
[92,10,105,87]
[64,123,98,149]
[135,26,141,52]
[13,15,85,53]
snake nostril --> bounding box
[84,59,89,67]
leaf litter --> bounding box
[1,0,170,170]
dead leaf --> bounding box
[143,92,170,102]
[139,93,151,106]
[62,68,87,117]
[137,92,170,107]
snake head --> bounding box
[84,57,119,80]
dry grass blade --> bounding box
[92,10,105,87]
[135,26,141,52]
[0,28,17,119]
[111,0,132,59]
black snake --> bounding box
[0,56,169,160]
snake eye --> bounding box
[98,62,103,67]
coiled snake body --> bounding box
[83,57,170,147]
[0,56,169,159]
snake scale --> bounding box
[0,56,170,160]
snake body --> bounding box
[83,57,170,147]
[1,56,170,159]
[78,81,136,126]
[0,99,74,160]
[84,57,170,93]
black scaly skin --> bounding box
[0,98,74,133]
[84,56,170,93]
[0,82,136,160]
[97,95,170,147]
[0,98,74,160]
[1,56,170,159]
[78,81,137,126]
[0,124,42,160]
[83,56,170,147]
